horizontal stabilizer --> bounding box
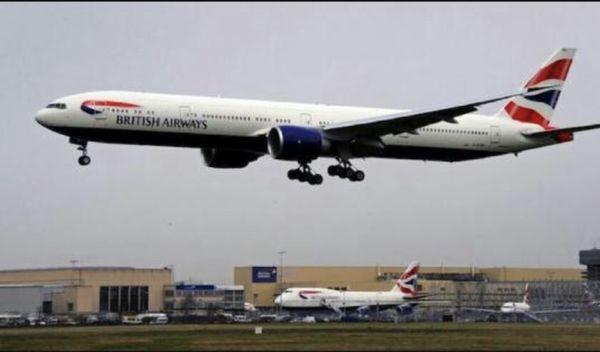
[523,123,600,138]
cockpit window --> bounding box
[46,103,66,109]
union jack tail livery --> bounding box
[392,261,420,297]
[497,48,576,129]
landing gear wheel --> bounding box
[298,172,308,183]
[327,165,338,176]
[345,168,355,179]
[329,158,366,183]
[309,174,323,185]
[78,155,91,166]
[288,169,300,180]
[288,161,323,185]
[351,170,365,182]
[338,168,348,179]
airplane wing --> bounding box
[522,123,600,138]
[460,308,499,314]
[323,91,527,141]
[356,305,371,314]
[319,298,343,315]
[530,308,582,314]
[404,293,431,300]
[461,309,544,323]
[521,312,544,323]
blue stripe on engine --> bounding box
[525,89,562,108]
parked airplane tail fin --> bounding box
[496,48,576,128]
[392,261,419,297]
[583,282,596,307]
[523,283,530,304]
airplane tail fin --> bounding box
[495,48,576,128]
[391,261,419,297]
[523,283,530,304]
[583,282,595,307]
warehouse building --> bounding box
[234,265,584,308]
[0,284,65,314]
[0,266,172,315]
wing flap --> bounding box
[461,308,499,314]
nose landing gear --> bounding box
[327,158,365,182]
[287,162,323,185]
[78,153,91,166]
[70,138,91,166]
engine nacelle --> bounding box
[396,303,415,316]
[201,148,261,169]
[267,126,329,161]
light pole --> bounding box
[277,251,286,314]
[69,260,80,285]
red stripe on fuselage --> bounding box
[82,100,140,108]
[525,58,572,88]
[504,101,551,128]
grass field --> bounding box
[1,323,600,351]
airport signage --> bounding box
[252,266,277,283]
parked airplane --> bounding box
[244,302,257,312]
[463,283,580,323]
[36,48,600,185]
[582,282,600,309]
[273,261,422,314]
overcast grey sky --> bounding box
[1,3,600,283]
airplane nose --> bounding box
[274,295,282,305]
[35,109,53,127]
[35,109,46,125]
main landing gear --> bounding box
[70,138,91,166]
[287,162,323,185]
[327,158,365,182]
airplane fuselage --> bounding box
[274,288,410,311]
[36,91,558,163]
[500,302,531,313]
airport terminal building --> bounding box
[0,267,172,315]
[0,256,594,319]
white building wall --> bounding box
[0,286,44,313]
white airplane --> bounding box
[582,282,600,310]
[464,283,580,323]
[273,261,421,314]
[244,302,257,312]
[135,312,168,325]
[36,48,600,185]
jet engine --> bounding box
[396,303,415,315]
[267,126,330,161]
[201,148,261,168]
